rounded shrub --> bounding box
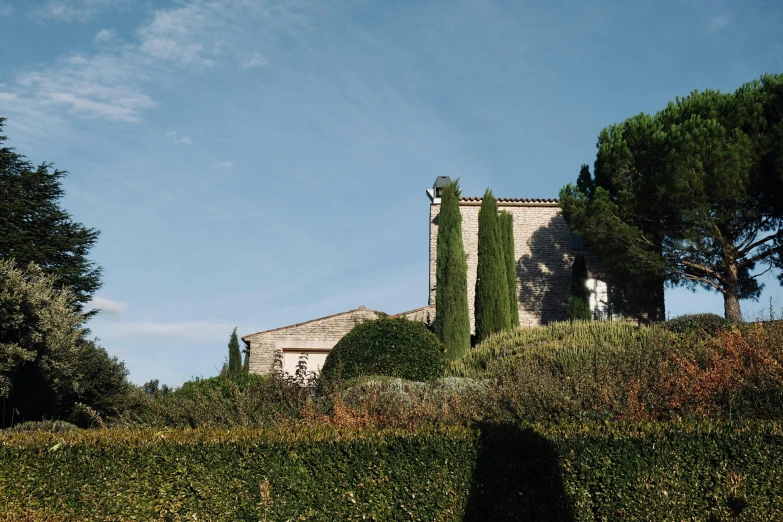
[319,316,446,385]
[664,313,735,336]
[6,420,81,433]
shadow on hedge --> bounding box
[463,424,574,521]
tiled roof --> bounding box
[459,197,559,203]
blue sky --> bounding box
[1,0,782,387]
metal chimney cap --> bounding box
[433,176,452,189]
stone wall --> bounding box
[428,199,664,330]
[242,307,380,376]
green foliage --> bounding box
[128,373,308,428]
[559,74,783,321]
[434,179,471,359]
[227,327,241,378]
[448,320,783,423]
[0,118,102,310]
[499,211,520,328]
[2,422,783,520]
[0,260,134,427]
[664,313,735,336]
[474,189,511,343]
[569,254,592,321]
[242,344,250,374]
[319,316,445,385]
[0,259,84,420]
[4,420,81,433]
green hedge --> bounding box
[320,316,445,385]
[1,422,783,521]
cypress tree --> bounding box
[434,180,471,359]
[242,345,250,374]
[227,327,241,377]
[499,211,520,328]
[474,189,511,343]
[569,254,593,321]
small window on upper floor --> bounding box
[570,233,584,250]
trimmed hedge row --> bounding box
[2,422,783,521]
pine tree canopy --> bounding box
[559,74,783,322]
[434,180,470,360]
[499,211,520,328]
[0,118,102,311]
[474,188,511,342]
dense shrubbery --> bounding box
[319,316,445,386]
[0,260,136,428]
[664,312,735,335]
[127,373,310,428]
[2,421,782,520]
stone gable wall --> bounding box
[244,308,379,376]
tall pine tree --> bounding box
[569,254,592,321]
[474,189,511,343]
[227,327,241,377]
[0,118,102,312]
[499,211,520,328]
[434,180,470,359]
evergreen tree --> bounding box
[434,179,471,359]
[569,254,592,321]
[227,328,241,377]
[242,345,250,374]
[474,189,511,343]
[560,74,783,321]
[499,211,520,328]
[0,118,102,312]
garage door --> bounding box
[282,349,330,378]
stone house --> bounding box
[242,177,664,376]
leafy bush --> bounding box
[128,373,310,428]
[446,321,783,424]
[664,312,734,336]
[2,421,783,520]
[319,316,445,386]
[4,420,81,433]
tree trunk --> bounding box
[723,261,742,322]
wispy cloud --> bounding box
[211,161,234,168]
[167,131,193,145]
[0,3,13,16]
[3,0,305,130]
[87,296,127,316]
[707,15,730,33]
[103,320,238,342]
[241,52,268,68]
[32,0,127,23]
[136,2,219,66]
[10,53,156,122]
[94,28,117,43]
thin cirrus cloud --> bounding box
[6,53,156,123]
[241,52,268,69]
[3,0,302,130]
[0,3,13,16]
[87,296,127,316]
[94,28,117,43]
[31,0,128,23]
[166,131,193,145]
[102,320,240,342]
[211,161,234,168]
[707,15,730,33]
